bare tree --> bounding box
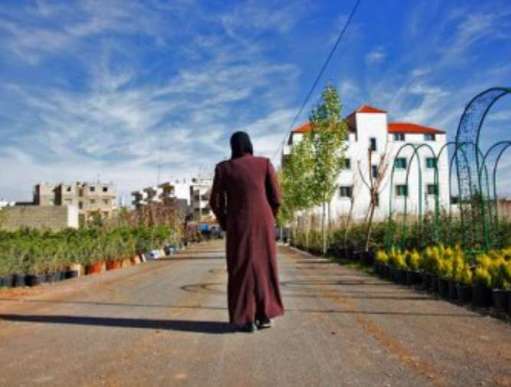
[357,144,391,252]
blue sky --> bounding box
[1,0,511,202]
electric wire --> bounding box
[271,0,362,165]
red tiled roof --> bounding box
[355,104,387,114]
[292,122,312,133]
[388,122,445,134]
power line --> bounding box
[271,0,362,164]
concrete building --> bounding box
[190,177,213,222]
[34,182,117,223]
[282,105,450,222]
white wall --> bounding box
[285,112,450,223]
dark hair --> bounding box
[230,131,253,159]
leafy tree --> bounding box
[308,85,348,254]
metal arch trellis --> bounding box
[454,87,511,250]
[386,143,438,249]
[480,141,511,245]
[384,140,490,250]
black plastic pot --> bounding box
[360,251,375,266]
[430,276,439,293]
[65,270,79,279]
[13,273,26,287]
[472,284,492,308]
[438,278,449,299]
[448,281,458,300]
[25,274,42,287]
[405,271,421,286]
[399,269,408,284]
[0,276,5,287]
[456,283,472,304]
[492,289,508,313]
[3,274,15,288]
[390,266,401,282]
[508,292,511,316]
[420,272,432,290]
[58,271,67,281]
[382,265,391,279]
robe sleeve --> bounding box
[209,164,227,230]
[265,158,282,217]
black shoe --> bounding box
[238,322,257,333]
[256,317,272,329]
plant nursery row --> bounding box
[374,246,511,316]
[0,226,182,289]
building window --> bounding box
[79,201,83,209]
[426,157,437,169]
[66,186,72,192]
[341,158,351,170]
[371,165,379,178]
[424,133,436,141]
[90,186,95,192]
[393,133,405,141]
[103,186,108,192]
[103,199,109,205]
[339,186,353,198]
[90,199,96,205]
[427,184,438,195]
[369,137,377,151]
[394,158,407,169]
[396,184,408,197]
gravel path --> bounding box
[0,240,510,387]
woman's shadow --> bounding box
[0,314,235,334]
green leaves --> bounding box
[0,224,176,276]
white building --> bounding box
[190,177,213,222]
[282,105,450,222]
[0,198,15,209]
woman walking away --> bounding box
[209,131,284,333]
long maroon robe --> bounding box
[209,154,284,325]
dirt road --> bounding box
[0,241,510,386]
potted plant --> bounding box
[472,262,493,308]
[437,256,453,299]
[374,250,388,277]
[84,241,103,275]
[449,248,465,301]
[456,265,473,304]
[490,258,509,313]
[388,248,407,284]
[405,249,421,286]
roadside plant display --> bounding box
[0,225,179,289]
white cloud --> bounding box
[365,46,386,65]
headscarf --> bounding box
[230,131,253,159]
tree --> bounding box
[357,144,391,252]
[279,133,315,245]
[308,85,348,255]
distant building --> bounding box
[33,182,117,223]
[190,177,213,222]
[283,104,450,222]
[0,198,14,209]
